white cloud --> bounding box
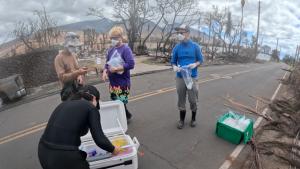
[0,0,299,56]
[0,0,113,44]
[197,0,300,56]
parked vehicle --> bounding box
[0,74,27,107]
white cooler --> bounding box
[80,100,140,169]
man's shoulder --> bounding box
[79,100,97,111]
[190,41,201,48]
[55,51,63,60]
[174,43,181,50]
[71,100,93,108]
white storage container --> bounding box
[80,100,140,169]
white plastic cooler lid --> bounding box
[81,100,128,141]
[100,100,128,135]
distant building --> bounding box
[257,53,271,61]
[261,45,271,55]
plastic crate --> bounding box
[216,111,254,144]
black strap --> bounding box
[41,139,78,151]
[97,160,133,169]
[61,80,80,101]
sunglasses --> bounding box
[177,32,187,35]
[67,35,79,40]
[110,37,120,40]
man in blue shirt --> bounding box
[171,24,204,129]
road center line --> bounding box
[0,66,269,145]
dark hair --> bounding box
[70,91,94,101]
[60,80,80,101]
[70,85,100,109]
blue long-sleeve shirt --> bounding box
[171,39,204,78]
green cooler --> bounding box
[216,111,254,144]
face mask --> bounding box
[67,46,76,54]
[177,34,185,41]
[111,39,119,46]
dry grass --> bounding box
[225,64,300,169]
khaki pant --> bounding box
[176,77,198,112]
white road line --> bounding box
[219,71,288,169]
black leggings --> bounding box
[38,141,89,169]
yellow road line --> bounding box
[129,88,176,102]
[0,122,47,143]
[0,126,46,145]
[0,67,268,145]
[129,86,175,100]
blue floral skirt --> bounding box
[109,85,130,104]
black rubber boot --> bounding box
[177,110,186,129]
[124,104,132,122]
[190,111,197,127]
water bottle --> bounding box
[237,116,249,131]
[96,56,101,65]
[87,149,97,157]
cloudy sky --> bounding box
[199,0,300,57]
[1,0,300,56]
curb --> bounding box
[0,68,172,112]
[0,62,235,112]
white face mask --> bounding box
[177,34,185,41]
[67,46,76,54]
[111,39,119,46]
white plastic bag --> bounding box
[107,50,124,68]
[107,50,124,74]
[237,116,250,132]
[96,57,101,65]
[180,65,193,90]
[223,111,250,132]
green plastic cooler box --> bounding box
[216,111,254,144]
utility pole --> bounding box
[206,13,212,51]
[254,0,261,58]
[198,13,202,42]
[279,46,281,62]
[260,36,264,46]
[297,45,300,64]
[294,45,299,66]
[276,38,279,51]
[237,0,246,56]
[298,46,300,63]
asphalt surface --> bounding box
[0,62,287,169]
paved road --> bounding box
[0,63,287,169]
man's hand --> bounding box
[112,146,121,156]
[102,69,108,81]
[109,66,124,73]
[109,67,118,73]
[172,65,180,72]
[188,63,198,69]
[77,67,88,75]
[77,75,84,85]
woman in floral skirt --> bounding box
[102,26,135,121]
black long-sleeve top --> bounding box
[41,100,115,153]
